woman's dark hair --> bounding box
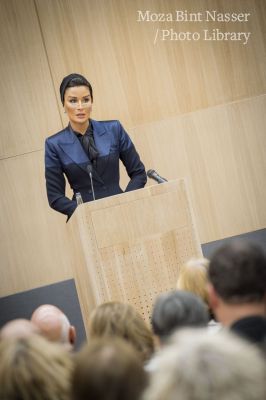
[71,337,147,400]
[60,73,93,104]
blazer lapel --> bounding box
[58,125,104,184]
[91,119,112,177]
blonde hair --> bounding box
[177,258,210,304]
[0,335,73,400]
[89,302,154,362]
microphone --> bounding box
[147,169,168,184]
[86,165,96,200]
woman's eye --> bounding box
[84,97,90,103]
[69,99,77,103]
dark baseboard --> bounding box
[0,279,86,349]
[202,228,266,259]
[1,228,265,344]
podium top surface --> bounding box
[70,179,187,215]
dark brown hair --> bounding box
[209,240,266,303]
[72,337,148,400]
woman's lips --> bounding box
[76,113,85,117]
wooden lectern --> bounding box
[67,179,202,334]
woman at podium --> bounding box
[45,73,147,221]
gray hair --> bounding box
[144,328,265,400]
[151,290,209,343]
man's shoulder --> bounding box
[231,315,266,344]
[232,315,266,327]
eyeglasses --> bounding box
[66,99,91,109]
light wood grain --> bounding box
[1,95,264,299]
[67,179,202,324]
[35,0,266,126]
[124,95,266,243]
[0,0,62,159]
[0,0,265,303]
[0,150,73,297]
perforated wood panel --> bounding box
[67,180,202,323]
[1,0,266,305]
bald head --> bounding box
[0,319,40,340]
[31,305,76,348]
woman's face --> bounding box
[64,85,92,126]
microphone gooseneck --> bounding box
[86,165,96,200]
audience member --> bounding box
[0,335,72,400]
[177,258,210,304]
[177,258,219,331]
[89,302,154,363]
[151,290,209,346]
[143,329,266,400]
[31,304,76,349]
[71,337,147,400]
[0,318,40,339]
[208,240,266,347]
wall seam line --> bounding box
[33,0,64,130]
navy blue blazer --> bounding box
[45,119,147,219]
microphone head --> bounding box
[86,164,93,174]
[147,169,155,178]
[147,169,168,183]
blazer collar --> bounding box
[59,119,107,143]
[58,122,105,184]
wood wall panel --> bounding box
[67,180,202,324]
[35,0,266,127]
[1,95,264,297]
[124,95,266,243]
[0,0,265,299]
[0,151,73,297]
[0,0,62,159]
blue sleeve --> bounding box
[45,139,77,218]
[118,122,147,191]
